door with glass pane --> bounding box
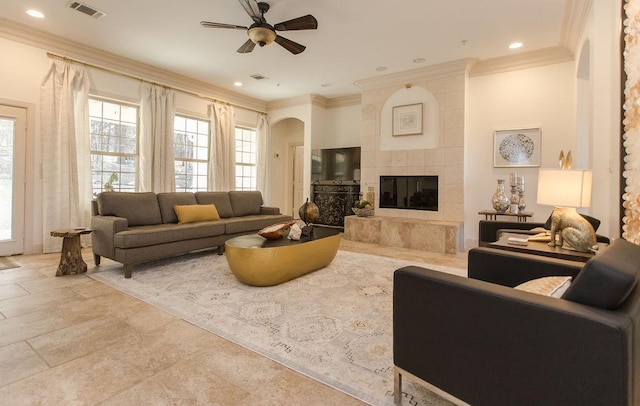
[0,105,26,256]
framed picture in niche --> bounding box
[493,127,541,167]
[392,103,423,136]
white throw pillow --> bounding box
[514,276,572,298]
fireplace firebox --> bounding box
[379,175,438,211]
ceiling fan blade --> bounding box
[275,35,306,55]
[237,39,256,53]
[200,21,248,30]
[274,15,318,31]
[237,0,262,23]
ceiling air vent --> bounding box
[68,1,106,19]
[250,74,269,81]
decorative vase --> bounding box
[518,191,526,212]
[509,184,519,214]
[492,179,510,213]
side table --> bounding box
[50,228,92,276]
[478,210,533,222]
[488,232,606,263]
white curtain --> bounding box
[256,113,269,201]
[41,60,92,253]
[139,83,176,192]
[208,102,235,191]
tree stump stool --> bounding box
[50,228,92,276]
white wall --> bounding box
[318,104,361,149]
[466,62,577,245]
[578,0,622,239]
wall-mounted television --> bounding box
[311,147,361,181]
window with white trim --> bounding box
[174,115,209,192]
[89,98,138,197]
[235,126,257,191]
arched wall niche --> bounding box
[379,86,439,151]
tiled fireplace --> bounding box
[345,60,470,252]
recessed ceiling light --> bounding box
[376,66,387,72]
[233,81,243,87]
[26,9,45,18]
[413,58,426,64]
[509,42,523,49]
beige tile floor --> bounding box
[0,239,468,405]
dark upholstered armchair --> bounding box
[393,238,640,406]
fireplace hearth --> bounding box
[379,175,438,211]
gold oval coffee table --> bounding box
[224,226,340,286]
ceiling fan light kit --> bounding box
[201,0,317,55]
[248,26,276,46]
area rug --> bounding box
[0,257,19,271]
[90,250,465,405]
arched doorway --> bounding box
[270,118,304,218]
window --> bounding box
[235,126,257,191]
[174,115,209,192]
[89,98,138,197]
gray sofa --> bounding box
[91,191,292,278]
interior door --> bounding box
[292,145,304,218]
[0,105,26,256]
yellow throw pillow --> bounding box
[174,204,220,224]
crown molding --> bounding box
[326,94,361,109]
[266,93,361,111]
[310,94,329,108]
[266,94,317,111]
[561,0,593,54]
[469,46,573,77]
[0,18,267,113]
[355,59,475,92]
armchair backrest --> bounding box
[562,238,640,310]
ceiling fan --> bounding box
[200,0,318,55]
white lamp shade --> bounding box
[536,169,592,208]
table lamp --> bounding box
[536,169,597,252]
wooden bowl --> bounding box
[258,221,297,240]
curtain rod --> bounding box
[46,52,267,115]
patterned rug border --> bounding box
[89,250,465,405]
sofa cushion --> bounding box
[174,204,220,224]
[515,276,572,298]
[114,222,225,248]
[195,192,234,218]
[562,238,639,309]
[229,191,263,217]
[157,192,197,223]
[97,192,162,226]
